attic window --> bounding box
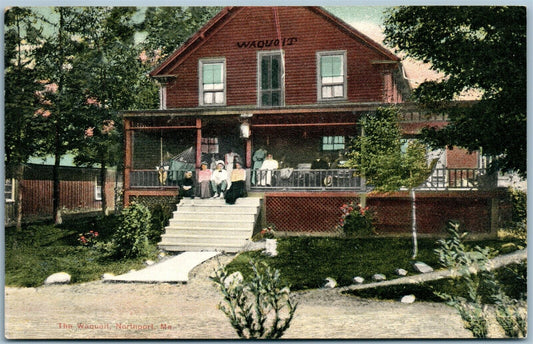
[317,51,347,101]
[199,58,226,106]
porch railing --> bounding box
[418,167,497,191]
[128,167,497,191]
[252,168,364,191]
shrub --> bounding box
[506,187,527,239]
[337,201,375,237]
[77,230,99,247]
[434,221,527,338]
[252,225,276,241]
[147,203,173,244]
[111,202,152,258]
[210,260,298,339]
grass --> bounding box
[5,216,159,287]
[225,236,526,301]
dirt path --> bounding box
[5,253,507,339]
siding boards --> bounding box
[165,7,395,108]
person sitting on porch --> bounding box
[198,161,212,199]
[210,160,228,198]
[225,161,246,204]
[259,154,279,186]
[179,171,195,200]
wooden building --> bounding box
[122,7,506,239]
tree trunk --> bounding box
[411,188,418,259]
[15,165,24,230]
[99,162,107,216]
[53,151,62,225]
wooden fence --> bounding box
[5,164,121,226]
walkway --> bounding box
[104,251,220,283]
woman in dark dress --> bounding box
[225,161,246,204]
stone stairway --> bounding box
[158,197,262,252]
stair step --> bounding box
[169,218,255,228]
[160,234,247,245]
[158,242,245,253]
[175,212,258,221]
[159,197,262,252]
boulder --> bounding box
[44,272,71,285]
[413,262,434,274]
[395,268,408,276]
[353,276,365,284]
[372,274,386,282]
[323,277,337,289]
[263,238,278,257]
[401,295,416,304]
[101,273,115,280]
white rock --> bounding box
[413,262,434,274]
[243,239,266,251]
[44,272,71,285]
[401,295,416,304]
[263,238,278,257]
[101,273,115,280]
[372,274,386,282]
[353,276,365,284]
[395,268,408,276]
[323,277,337,288]
[144,260,155,266]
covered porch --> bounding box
[121,103,495,204]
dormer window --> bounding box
[199,58,226,106]
[317,51,347,101]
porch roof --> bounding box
[121,102,419,119]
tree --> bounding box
[69,7,140,215]
[383,6,526,178]
[32,7,93,224]
[139,7,221,59]
[4,8,44,229]
[345,107,433,258]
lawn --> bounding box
[5,215,526,299]
[5,216,159,287]
[225,236,526,300]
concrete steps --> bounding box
[158,197,262,252]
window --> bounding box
[5,179,14,202]
[317,51,347,101]
[258,52,284,107]
[94,177,102,201]
[199,59,225,106]
[322,136,345,151]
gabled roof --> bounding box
[150,6,400,78]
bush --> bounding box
[148,203,174,244]
[111,202,152,258]
[337,201,376,237]
[434,221,527,338]
[210,260,298,339]
[507,187,527,239]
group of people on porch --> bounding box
[179,158,247,205]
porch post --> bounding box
[246,138,252,168]
[196,118,202,169]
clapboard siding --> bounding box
[164,7,395,109]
